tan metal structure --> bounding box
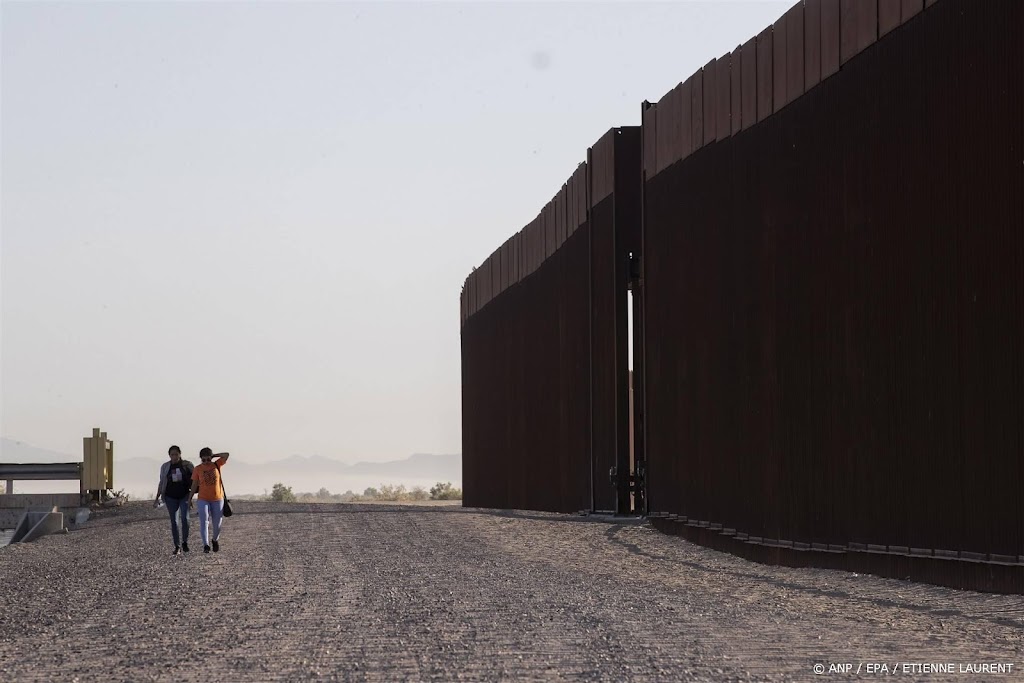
[83,428,114,498]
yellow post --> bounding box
[83,432,94,491]
[91,428,101,491]
[106,439,114,489]
[99,431,107,491]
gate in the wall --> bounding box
[589,128,642,515]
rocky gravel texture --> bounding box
[0,501,1021,682]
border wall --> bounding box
[461,0,1023,592]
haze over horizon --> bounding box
[0,437,461,498]
[2,1,790,465]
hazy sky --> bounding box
[2,0,789,464]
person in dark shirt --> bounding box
[154,445,195,555]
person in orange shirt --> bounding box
[187,447,230,553]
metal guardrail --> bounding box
[1,462,83,495]
[0,463,83,481]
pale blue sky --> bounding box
[2,0,789,463]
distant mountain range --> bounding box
[0,439,75,464]
[0,438,461,497]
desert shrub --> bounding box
[377,484,408,501]
[270,483,296,502]
[266,484,442,503]
[429,482,462,500]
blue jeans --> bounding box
[164,496,190,547]
[196,499,224,547]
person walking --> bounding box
[188,447,230,553]
[154,445,194,555]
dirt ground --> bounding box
[0,501,1021,682]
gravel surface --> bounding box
[0,501,1021,682]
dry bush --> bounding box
[429,482,462,500]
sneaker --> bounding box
[203,545,211,553]
[181,542,190,553]
[173,546,181,556]
[212,540,220,552]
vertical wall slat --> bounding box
[774,14,788,111]
[692,68,705,152]
[756,26,774,123]
[902,0,923,21]
[654,95,668,175]
[553,200,559,254]
[563,184,570,240]
[576,166,584,229]
[787,1,806,104]
[840,0,858,64]
[731,47,743,136]
[680,77,693,160]
[704,59,718,143]
[491,252,499,303]
[668,84,683,168]
[841,0,878,64]
[543,202,552,259]
[567,177,575,238]
[499,242,506,293]
[513,232,520,284]
[479,262,485,310]
[806,0,823,88]
[593,130,615,204]
[563,185,569,242]
[539,214,545,270]
[578,162,588,223]
[821,0,841,78]
[643,106,657,178]
[577,165,583,230]
[532,218,540,274]
[879,0,901,36]
[741,38,757,130]
[716,53,732,139]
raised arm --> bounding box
[215,452,230,466]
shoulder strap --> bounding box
[216,462,227,499]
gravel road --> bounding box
[0,502,1021,682]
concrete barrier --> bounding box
[9,508,65,544]
[0,493,84,509]
[0,510,24,529]
[1,495,87,536]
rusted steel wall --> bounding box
[643,0,1023,592]
[461,191,589,512]
[462,132,639,514]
